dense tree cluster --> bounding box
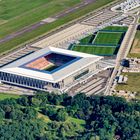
[0,92,140,140]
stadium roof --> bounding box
[0,47,103,83]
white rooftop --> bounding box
[0,47,103,83]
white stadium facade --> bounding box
[0,47,113,93]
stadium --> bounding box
[0,47,104,92]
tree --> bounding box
[31,98,42,107]
[55,109,68,122]
[0,108,5,120]
[22,107,37,120]
[17,96,29,106]
[0,92,140,140]
[9,108,23,120]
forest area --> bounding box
[0,92,140,140]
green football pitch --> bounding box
[72,45,116,55]
[102,26,128,32]
[79,35,93,44]
[72,26,127,56]
[93,31,123,46]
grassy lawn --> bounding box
[0,0,52,20]
[37,112,85,127]
[102,26,128,32]
[72,44,116,55]
[0,0,81,38]
[93,31,123,46]
[0,93,20,100]
[0,19,7,25]
[67,117,86,126]
[45,104,65,109]
[38,113,51,123]
[79,35,93,44]
[71,25,127,56]
[128,30,140,58]
[0,0,117,55]
[116,73,140,92]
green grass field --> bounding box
[0,0,81,38]
[0,93,19,100]
[102,26,128,32]
[79,35,93,44]
[93,31,123,46]
[71,26,127,56]
[116,73,140,95]
[0,0,117,55]
[67,117,86,126]
[72,45,116,55]
[0,0,52,20]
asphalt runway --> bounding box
[0,0,97,45]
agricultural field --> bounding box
[72,45,116,55]
[0,0,117,55]
[128,30,140,58]
[93,31,123,46]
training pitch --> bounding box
[71,26,127,56]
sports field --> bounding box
[0,0,117,55]
[93,31,123,46]
[71,26,127,56]
[72,45,116,55]
[102,26,128,32]
[79,35,93,44]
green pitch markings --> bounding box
[79,35,93,44]
[102,26,128,32]
[93,31,123,46]
[71,26,128,56]
[72,45,116,56]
